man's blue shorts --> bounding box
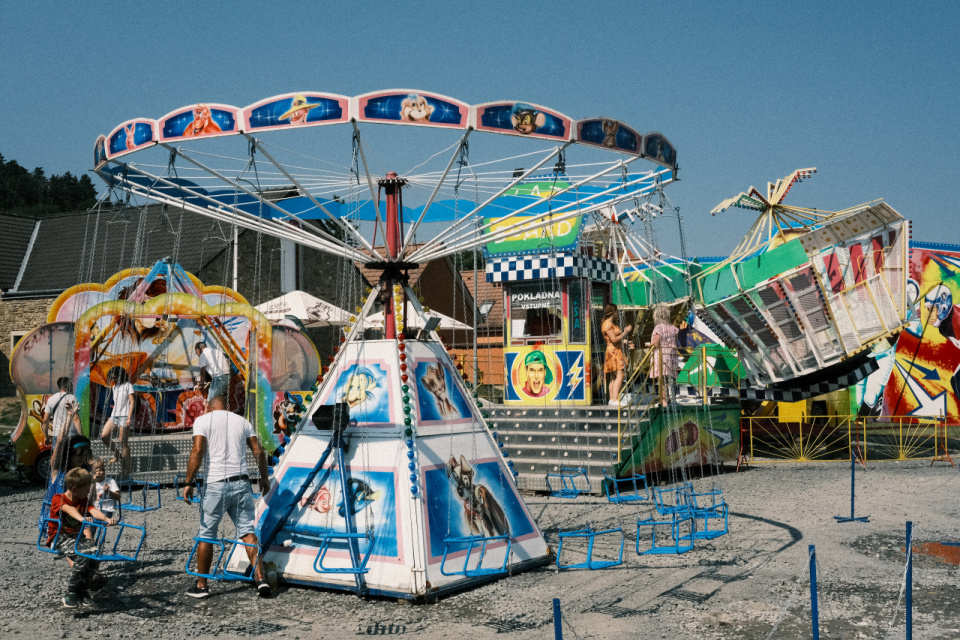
[198,479,256,539]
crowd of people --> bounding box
[39,338,271,608]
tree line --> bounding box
[0,153,98,217]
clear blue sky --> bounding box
[2,1,957,256]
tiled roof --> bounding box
[0,214,38,291]
[460,269,503,331]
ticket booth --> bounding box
[486,252,617,406]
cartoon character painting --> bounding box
[400,94,433,123]
[182,105,222,137]
[510,103,545,135]
[602,119,619,148]
[273,391,303,436]
[925,283,960,399]
[343,368,380,408]
[279,94,319,125]
[298,477,380,517]
[321,363,390,424]
[300,485,332,513]
[420,364,455,417]
[123,123,136,150]
[446,455,510,537]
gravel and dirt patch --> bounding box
[1,460,958,639]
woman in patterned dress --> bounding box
[601,304,633,406]
[649,305,680,406]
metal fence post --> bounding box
[809,544,819,640]
[906,522,913,640]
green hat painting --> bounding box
[522,350,554,398]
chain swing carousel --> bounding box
[81,89,683,598]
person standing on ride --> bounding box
[41,377,81,448]
[100,367,135,475]
[195,342,231,407]
[649,305,680,407]
[601,304,634,406]
[183,395,272,599]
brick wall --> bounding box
[0,297,54,396]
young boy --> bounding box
[90,458,121,520]
[100,367,135,473]
[48,467,118,607]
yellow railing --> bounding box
[616,345,741,456]
[616,345,659,453]
[741,415,952,463]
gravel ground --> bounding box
[2,459,958,639]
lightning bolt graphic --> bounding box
[567,353,584,394]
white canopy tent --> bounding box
[365,308,473,332]
[255,290,353,327]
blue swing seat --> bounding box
[186,536,258,582]
[636,513,695,555]
[556,527,625,570]
[687,488,729,540]
[546,467,591,499]
[174,473,204,504]
[37,515,61,554]
[652,482,693,516]
[440,534,511,577]
[75,520,146,562]
[602,470,649,503]
[118,478,162,513]
[312,532,376,575]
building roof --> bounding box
[460,269,503,332]
[9,205,232,296]
[0,214,38,291]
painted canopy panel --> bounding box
[94,135,109,170]
[353,90,469,128]
[242,92,350,133]
[576,117,642,155]
[158,103,241,142]
[472,101,572,141]
[642,132,677,170]
[106,119,157,160]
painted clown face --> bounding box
[925,284,953,327]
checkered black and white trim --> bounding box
[486,253,618,283]
[739,359,879,402]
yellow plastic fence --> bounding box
[741,415,953,463]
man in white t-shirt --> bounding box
[41,377,81,447]
[195,342,231,406]
[100,367,135,474]
[183,395,271,599]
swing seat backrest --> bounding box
[75,520,146,562]
[556,527,625,570]
[313,532,376,575]
[120,479,162,512]
[440,534,511,577]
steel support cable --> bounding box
[416,176,669,262]
[413,163,666,262]
[159,146,369,261]
[410,143,572,260]
[244,134,382,260]
[108,161,371,262]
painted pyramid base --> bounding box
[228,338,550,598]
